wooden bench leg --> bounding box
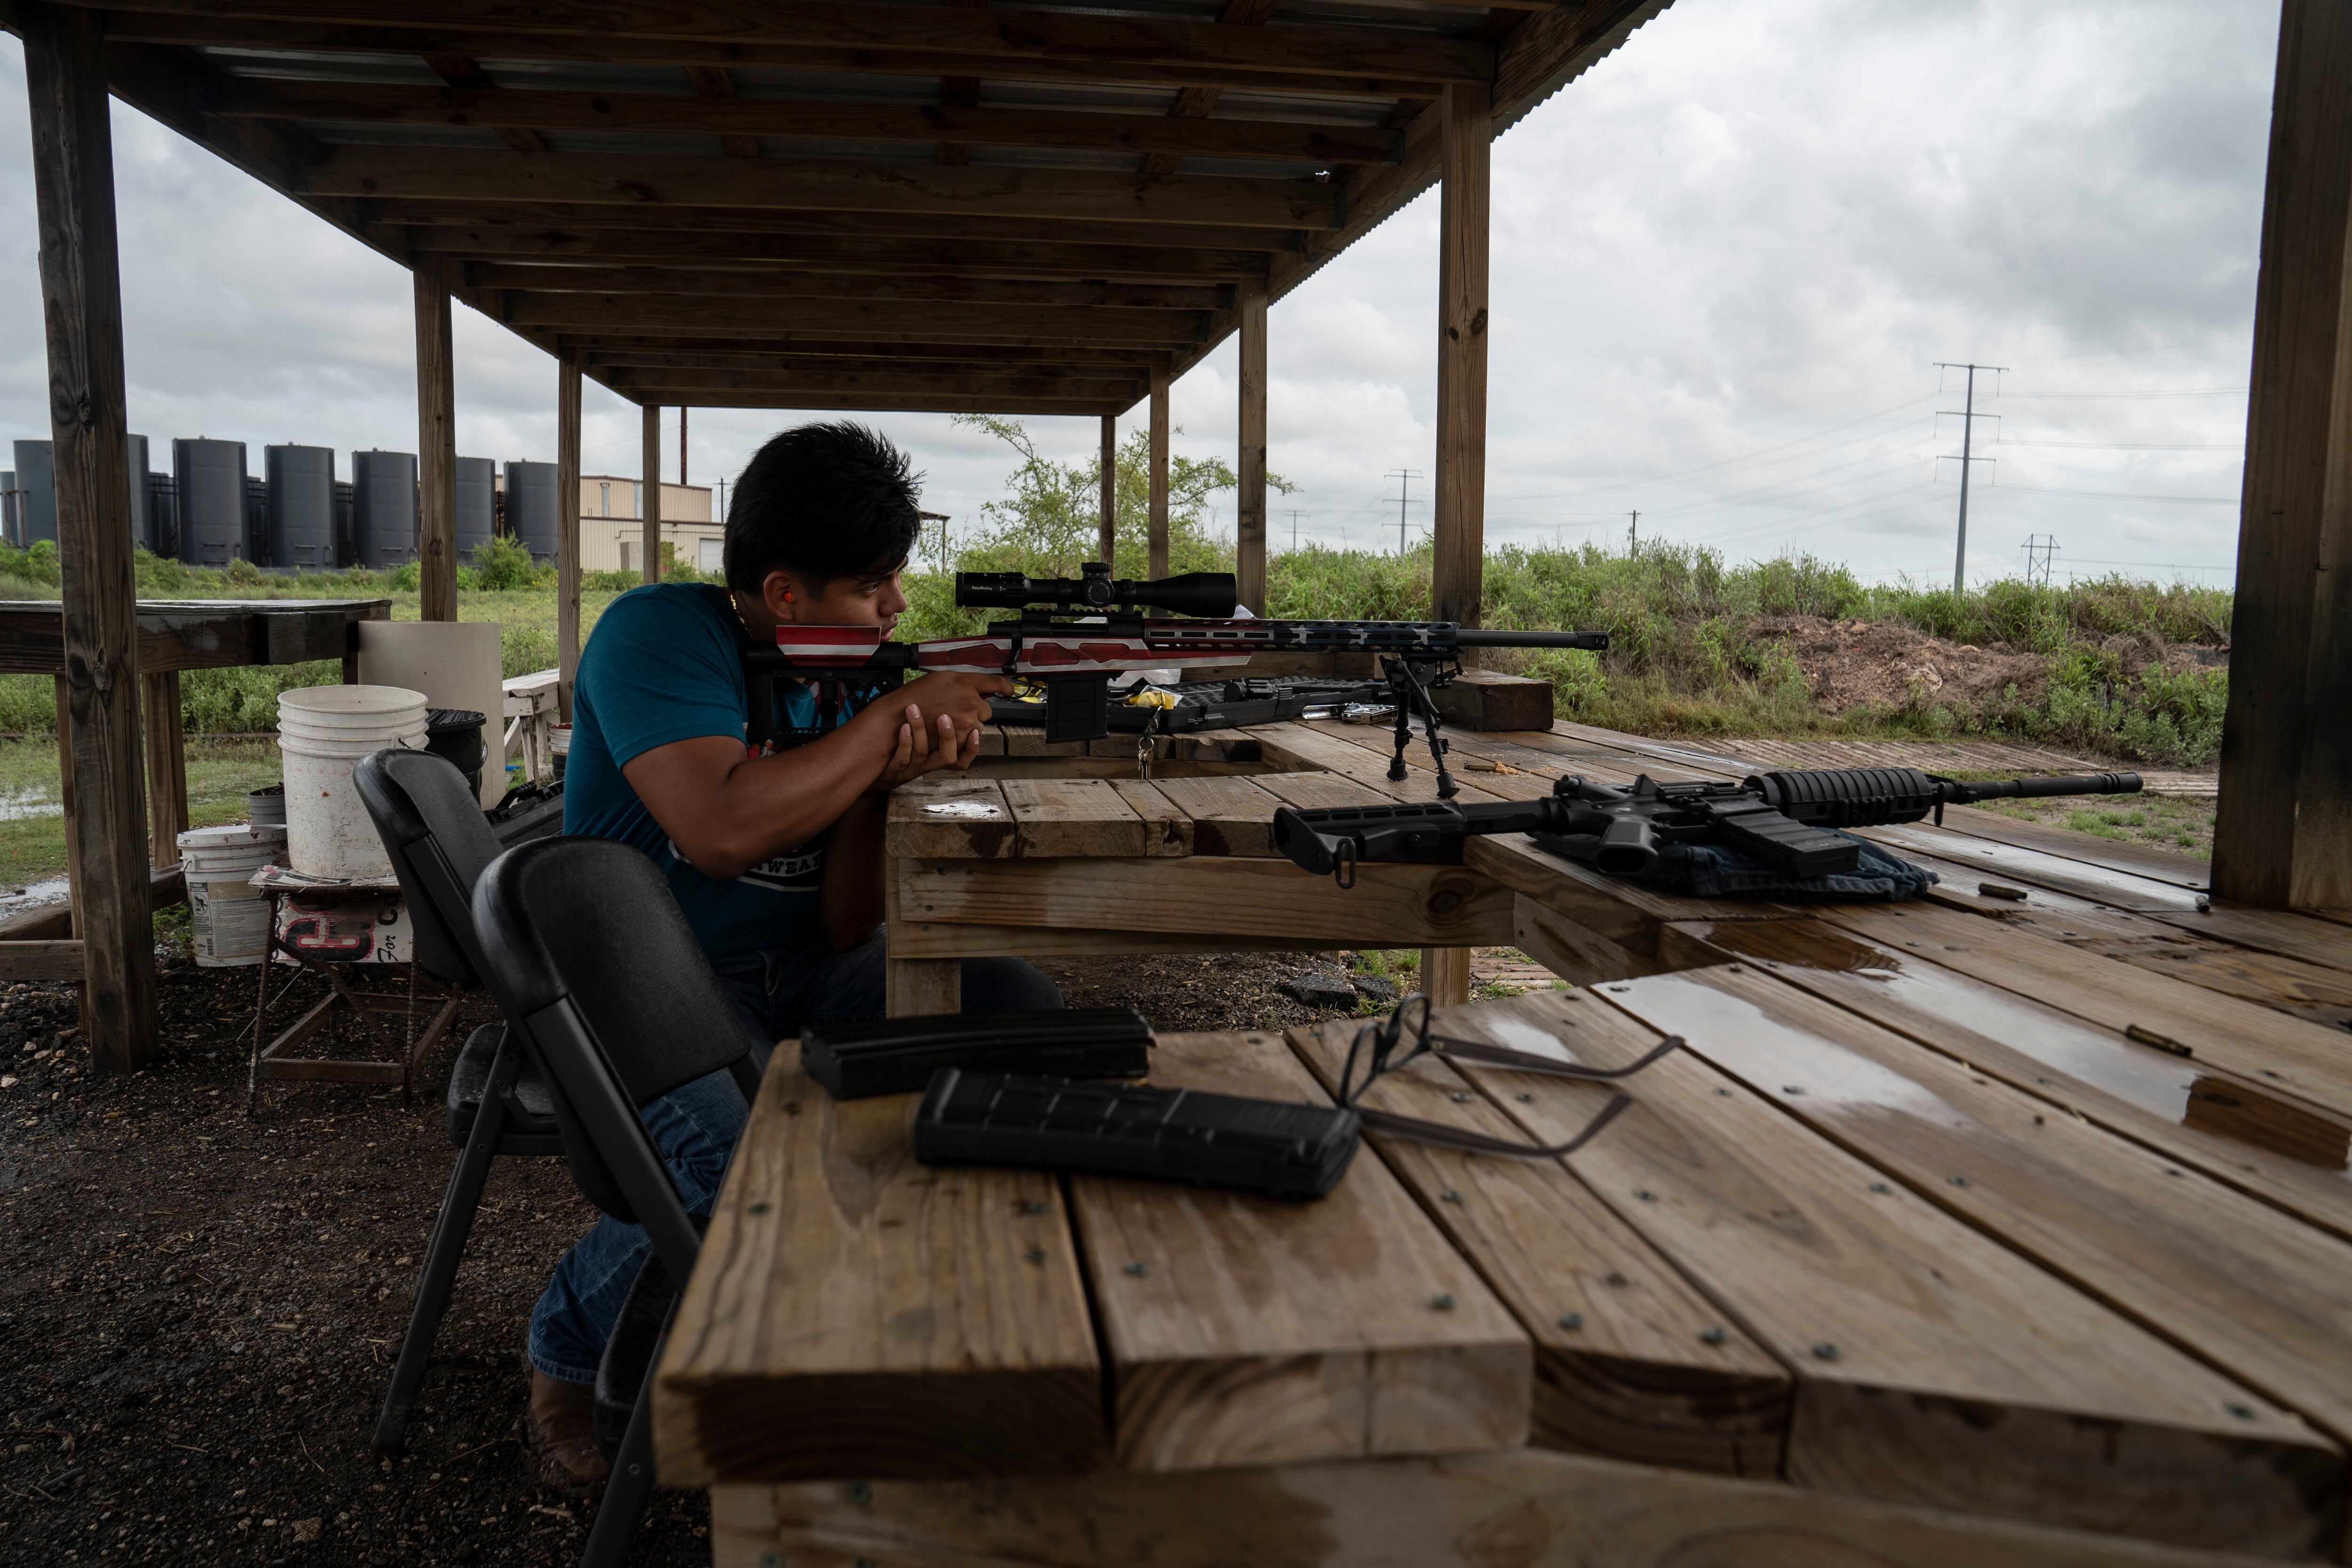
[1421,946,1472,1006]
[887,956,961,1018]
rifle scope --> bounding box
[956,565,1237,618]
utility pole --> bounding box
[2021,533,2059,588]
[1384,468,1423,554]
[1933,361,2006,595]
[679,406,688,486]
[1627,510,1639,553]
[1288,509,1303,550]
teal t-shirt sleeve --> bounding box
[579,585,748,767]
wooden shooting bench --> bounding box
[657,931,2352,1567]
[0,597,389,984]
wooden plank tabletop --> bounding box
[0,596,390,674]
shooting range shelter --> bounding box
[3,0,2346,1069]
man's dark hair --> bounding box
[723,422,922,595]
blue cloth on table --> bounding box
[1626,830,1937,901]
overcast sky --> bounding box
[0,0,2280,588]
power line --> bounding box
[1980,482,2238,503]
[1996,438,2242,451]
[1992,388,2248,399]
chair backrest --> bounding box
[472,836,758,1279]
[353,748,509,986]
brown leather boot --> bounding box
[520,1370,611,1496]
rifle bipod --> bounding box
[1381,654,1460,800]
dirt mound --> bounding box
[1750,616,2221,718]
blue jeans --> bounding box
[527,934,1061,1384]
[527,1064,749,1385]
[707,931,1064,1050]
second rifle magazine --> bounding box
[801,1007,1153,1100]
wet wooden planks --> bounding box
[1400,991,2344,1555]
[715,1447,2300,1568]
[1076,1031,1530,1471]
[653,1042,1104,1485]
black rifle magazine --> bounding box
[911,1069,1361,1199]
[801,1008,1152,1100]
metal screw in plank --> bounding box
[1700,1327,1727,1345]
[747,1202,771,1215]
[1440,1189,1462,1203]
[1123,1261,1149,1276]
[1450,1092,1472,1103]
[1812,1342,1840,1361]
[1430,1293,1456,1310]
[1949,1176,1970,1187]
[1515,1092,1533,1102]
[1024,1248,1046,1264]
[1557,1312,1583,1330]
[1868,1183,1891,1194]
[2225,1402,2256,1420]
[845,1480,873,1505]
[761,1554,782,1568]
[1018,1200,1047,1215]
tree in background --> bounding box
[946,413,1291,579]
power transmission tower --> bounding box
[2021,533,2059,587]
[1933,361,2007,594]
[1288,509,1304,550]
[1384,469,1423,554]
[1627,510,1639,553]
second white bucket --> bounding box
[179,823,286,967]
[277,684,428,879]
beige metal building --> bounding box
[577,474,717,575]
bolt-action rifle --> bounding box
[1273,766,2144,887]
[741,564,1608,791]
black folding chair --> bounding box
[354,748,566,1457]
[472,835,763,1568]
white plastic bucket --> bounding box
[277,684,428,879]
[179,823,286,967]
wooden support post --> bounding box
[1236,276,1268,613]
[1098,413,1117,568]
[2215,0,2352,910]
[1432,81,1492,630]
[886,956,961,1019]
[413,254,457,621]
[556,354,582,720]
[1421,945,1472,1008]
[641,402,662,583]
[24,1,155,1070]
[142,669,185,870]
[1148,368,1171,580]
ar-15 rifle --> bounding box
[742,563,1608,795]
[1273,765,2144,887]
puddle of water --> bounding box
[1692,920,2352,1177]
[0,876,70,918]
[0,784,60,823]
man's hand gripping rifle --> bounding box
[742,563,1609,778]
[1274,766,2144,888]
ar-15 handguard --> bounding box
[1274,766,2144,887]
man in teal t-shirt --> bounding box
[522,423,1061,1494]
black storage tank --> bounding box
[123,434,152,554]
[11,440,55,546]
[454,456,495,565]
[351,450,417,568]
[172,438,247,565]
[503,461,559,563]
[264,445,335,571]
[148,472,176,559]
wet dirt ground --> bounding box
[0,944,1382,1566]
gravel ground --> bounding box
[0,943,1386,1566]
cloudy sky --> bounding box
[0,0,2279,588]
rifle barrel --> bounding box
[1948,772,2141,804]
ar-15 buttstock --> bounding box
[1273,802,1471,883]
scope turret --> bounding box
[955,563,1237,618]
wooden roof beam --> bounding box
[310,147,1338,231]
[88,2,1492,88]
[412,225,1270,282]
[562,336,1175,369]
[466,263,1229,310]
[101,19,1443,98]
[1139,0,1279,183]
[594,389,1132,416]
[584,350,1164,377]
[504,294,1207,346]
[213,83,1403,167]
[603,369,1148,401]
[372,200,1299,253]
[418,52,546,152]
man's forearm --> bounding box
[627,706,900,880]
